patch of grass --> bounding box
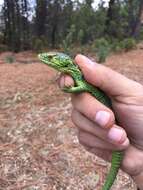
[5,55,15,63]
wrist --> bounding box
[132,172,143,190]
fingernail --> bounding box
[121,138,129,147]
[95,111,110,127]
[108,127,123,143]
[76,54,97,66]
[81,55,96,66]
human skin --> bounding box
[59,54,143,189]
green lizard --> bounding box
[38,52,124,190]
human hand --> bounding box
[59,54,143,188]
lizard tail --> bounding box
[101,151,124,190]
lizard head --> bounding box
[38,52,83,81]
[38,52,75,71]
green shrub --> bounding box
[93,38,110,49]
[62,39,71,55]
[32,36,48,52]
[109,38,136,52]
[92,38,111,63]
[77,29,84,45]
[91,37,136,62]
[120,38,136,51]
[0,44,8,52]
[109,38,123,52]
[139,28,143,40]
[62,24,76,55]
[97,45,111,63]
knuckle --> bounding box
[71,109,80,125]
[71,89,115,129]
[71,92,89,107]
[78,131,85,144]
[122,158,138,175]
[108,111,115,127]
[71,109,76,123]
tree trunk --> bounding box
[35,0,47,37]
[3,0,30,51]
[131,0,143,38]
[104,0,116,36]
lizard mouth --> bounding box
[38,52,56,61]
[38,52,63,70]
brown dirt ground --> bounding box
[0,47,143,190]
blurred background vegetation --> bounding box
[0,0,143,62]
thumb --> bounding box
[75,54,138,97]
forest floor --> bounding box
[0,46,143,190]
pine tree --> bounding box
[3,0,30,52]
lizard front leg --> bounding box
[63,86,87,93]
